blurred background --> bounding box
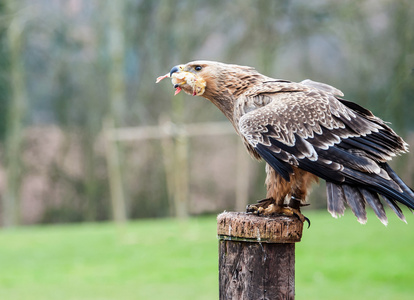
[1,0,414,227]
[1,1,414,299]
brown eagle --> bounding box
[157,60,414,225]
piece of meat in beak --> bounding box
[156,64,206,96]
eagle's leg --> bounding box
[287,196,311,227]
[246,164,291,216]
[285,169,318,226]
[246,165,314,227]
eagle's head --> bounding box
[156,60,263,121]
[157,60,220,97]
[169,61,211,96]
[157,60,258,99]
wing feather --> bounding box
[237,81,414,221]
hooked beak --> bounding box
[169,65,184,77]
[170,66,179,77]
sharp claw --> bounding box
[292,212,302,222]
[304,216,311,229]
[292,211,311,229]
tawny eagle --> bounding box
[157,60,414,225]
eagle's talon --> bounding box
[246,198,275,215]
[292,211,311,228]
[246,200,310,227]
[304,216,311,228]
[246,204,258,214]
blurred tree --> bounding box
[1,0,413,224]
[105,0,127,223]
[3,0,27,226]
[385,1,414,132]
[0,2,10,141]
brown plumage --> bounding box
[158,60,414,225]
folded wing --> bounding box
[238,82,413,224]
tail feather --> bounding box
[359,188,388,225]
[342,185,367,224]
[326,182,346,218]
[340,163,414,223]
[325,164,413,225]
[383,196,406,223]
[383,163,414,205]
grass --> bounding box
[0,210,413,299]
[296,210,414,300]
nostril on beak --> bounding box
[170,66,180,77]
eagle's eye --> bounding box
[194,65,202,71]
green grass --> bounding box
[0,211,413,299]
[296,210,414,300]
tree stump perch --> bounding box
[217,212,304,300]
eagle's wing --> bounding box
[300,79,344,97]
[238,82,414,223]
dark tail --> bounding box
[326,163,414,225]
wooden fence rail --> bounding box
[104,121,235,141]
[103,120,251,221]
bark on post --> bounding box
[217,212,303,300]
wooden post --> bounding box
[217,212,303,300]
